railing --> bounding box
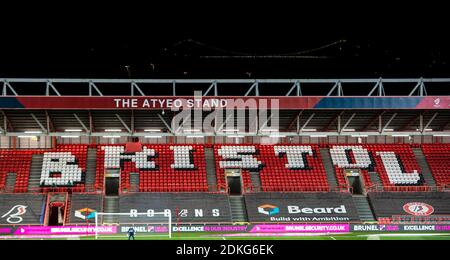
[439,184,450,192]
[245,184,352,193]
[0,185,100,194]
[0,186,14,193]
[2,182,449,195]
[123,184,228,194]
[390,215,450,224]
[367,185,449,193]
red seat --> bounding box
[0,145,88,193]
[214,144,330,193]
[330,144,424,192]
[422,144,450,187]
[96,144,209,193]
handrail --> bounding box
[124,184,228,194]
[2,183,449,194]
[245,185,352,193]
[367,185,449,193]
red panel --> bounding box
[13,96,321,110]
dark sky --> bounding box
[0,3,449,79]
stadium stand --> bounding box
[40,145,88,192]
[215,145,330,193]
[259,145,329,192]
[421,144,450,187]
[1,143,448,194]
[0,76,448,234]
[0,150,37,193]
[329,144,424,191]
[96,145,208,192]
[0,145,88,193]
[215,145,257,192]
[1,142,449,226]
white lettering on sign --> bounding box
[128,209,221,218]
[113,98,228,109]
[114,99,138,108]
[287,205,348,214]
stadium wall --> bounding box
[2,224,450,236]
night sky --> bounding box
[0,3,449,79]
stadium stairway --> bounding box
[84,148,98,192]
[352,195,376,222]
[28,154,44,191]
[103,196,119,224]
[413,148,436,186]
[5,173,17,191]
[129,173,139,192]
[250,171,262,190]
[320,148,338,188]
[368,172,383,187]
[228,195,248,223]
[204,148,218,191]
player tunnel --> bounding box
[45,193,68,226]
[225,169,243,195]
[105,169,120,196]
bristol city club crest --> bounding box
[1,205,28,224]
[403,202,434,216]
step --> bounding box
[320,148,338,188]
[204,148,219,192]
[352,195,376,222]
[413,148,436,186]
[228,196,248,222]
[5,173,17,190]
[249,172,262,191]
[368,172,382,187]
[28,154,44,191]
[129,173,140,192]
[103,196,120,224]
[85,148,98,191]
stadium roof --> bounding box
[0,78,448,137]
[2,108,449,137]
